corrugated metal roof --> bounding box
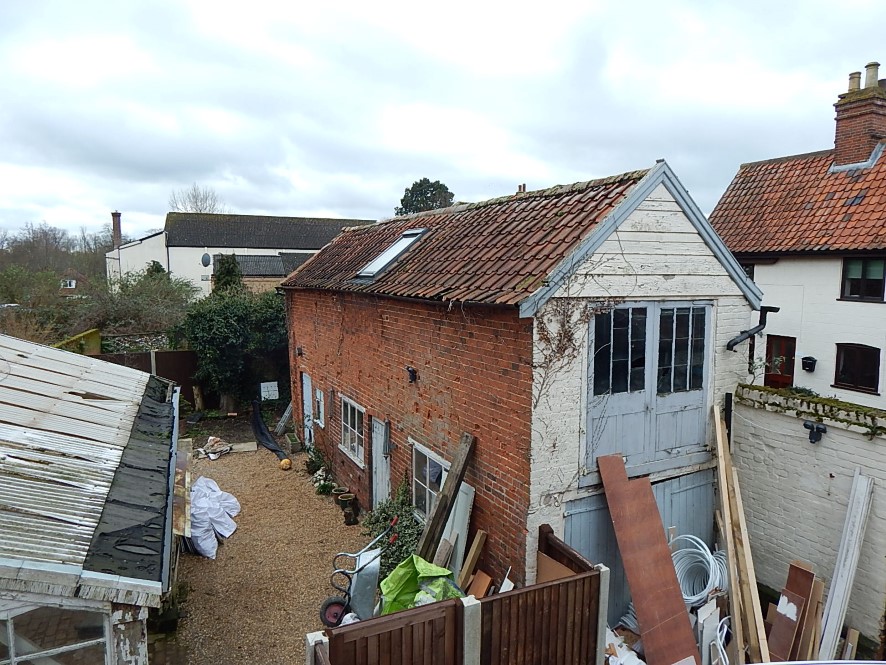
[0,335,175,606]
[166,213,373,249]
[282,170,649,305]
[710,146,886,254]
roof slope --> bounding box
[0,335,177,607]
[213,253,285,276]
[710,146,886,254]
[166,213,374,249]
[282,170,650,306]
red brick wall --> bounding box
[287,290,534,584]
[834,95,886,165]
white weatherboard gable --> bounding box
[523,176,754,582]
[519,160,762,318]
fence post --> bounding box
[594,564,610,665]
[461,595,482,665]
[304,631,328,665]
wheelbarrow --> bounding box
[319,516,398,627]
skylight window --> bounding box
[358,228,425,278]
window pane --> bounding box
[428,459,443,492]
[836,344,880,391]
[612,310,629,361]
[415,485,427,515]
[630,309,647,392]
[690,307,706,390]
[658,309,674,393]
[862,274,884,299]
[415,450,427,484]
[845,259,862,279]
[864,259,884,278]
[14,608,105,655]
[33,645,107,665]
[0,620,7,660]
[593,313,611,396]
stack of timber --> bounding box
[713,408,768,664]
[765,561,824,662]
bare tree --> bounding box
[168,183,230,213]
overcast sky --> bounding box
[1,0,883,239]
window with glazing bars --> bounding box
[657,306,706,393]
[593,307,647,396]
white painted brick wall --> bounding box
[732,392,886,639]
[524,185,755,581]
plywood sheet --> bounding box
[537,551,574,583]
[768,588,805,661]
[785,561,815,660]
[598,454,700,665]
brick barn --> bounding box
[282,161,760,614]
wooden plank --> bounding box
[713,408,746,664]
[810,584,824,660]
[457,530,486,590]
[819,467,874,660]
[796,574,823,661]
[537,551,575,583]
[598,454,700,665]
[785,561,815,660]
[467,570,492,599]
[841,628,859,660]
[729,466,770,663]
[768,589,805,661]
[416,433,476,560]
[432,538,454,567]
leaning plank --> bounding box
[416,433,476,561]
[841,628,859,660]
[713,408,746,664]
[729,466,770,662]
[433,538,454,567]
[819,467,874,660]
[598,454,700,665]
[785,561,815,660]
[457,530,487,590]
[768,588,805,661]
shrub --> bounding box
[362,480,423,579]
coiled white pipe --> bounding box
[716,616,731,665]
[670,534,728,608]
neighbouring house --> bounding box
[59,268,87,297]
[710,61,886,408]
[210,253,314,293]
[105,211,373,297]
[0,334,185,664]
[282,161,760,620]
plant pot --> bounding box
[332,486,350,500]
[338,493,355,510]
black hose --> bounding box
[251,400,287,460]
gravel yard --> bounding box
[165,420,368,664]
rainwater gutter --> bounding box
[726,305,780,351]
[161,386,181,594]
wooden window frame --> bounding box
[411,440,448,522]
[840,257,886,302]
[833,343,881,394]
[339,396,365,467]
[314,388,325,428]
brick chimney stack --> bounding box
[834,61,886,166]
[111,211,122,249]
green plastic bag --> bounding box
[379,554,464,615]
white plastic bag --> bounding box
[190,476,241,558]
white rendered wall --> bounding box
[525,184,754,581]
[105,234,167,282]
[752,257,886,408]
[170,247,313,297]
[732,387,886,640]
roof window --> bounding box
[357,228,425,278]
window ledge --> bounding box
[338,445,365,469]
[836,297,886,304]
[831,383,881,396]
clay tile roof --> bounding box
[709,146,886,255]
[282,169,649,306]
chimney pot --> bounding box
[864,61,880,88]
[848,71,862,91]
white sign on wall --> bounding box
[260,381,279,400]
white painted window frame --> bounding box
[339,396,365,468]
[314,387,325,428]
[411,439,450,522]
[60,279,77,289]
[0,597,112,664]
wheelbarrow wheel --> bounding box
[319,596,349,627]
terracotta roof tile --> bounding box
[710,146,886,254]
[282,169,650,305]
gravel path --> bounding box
[175,448,368,664]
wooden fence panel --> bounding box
[479,570,600,665]
[327,598,463,665]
